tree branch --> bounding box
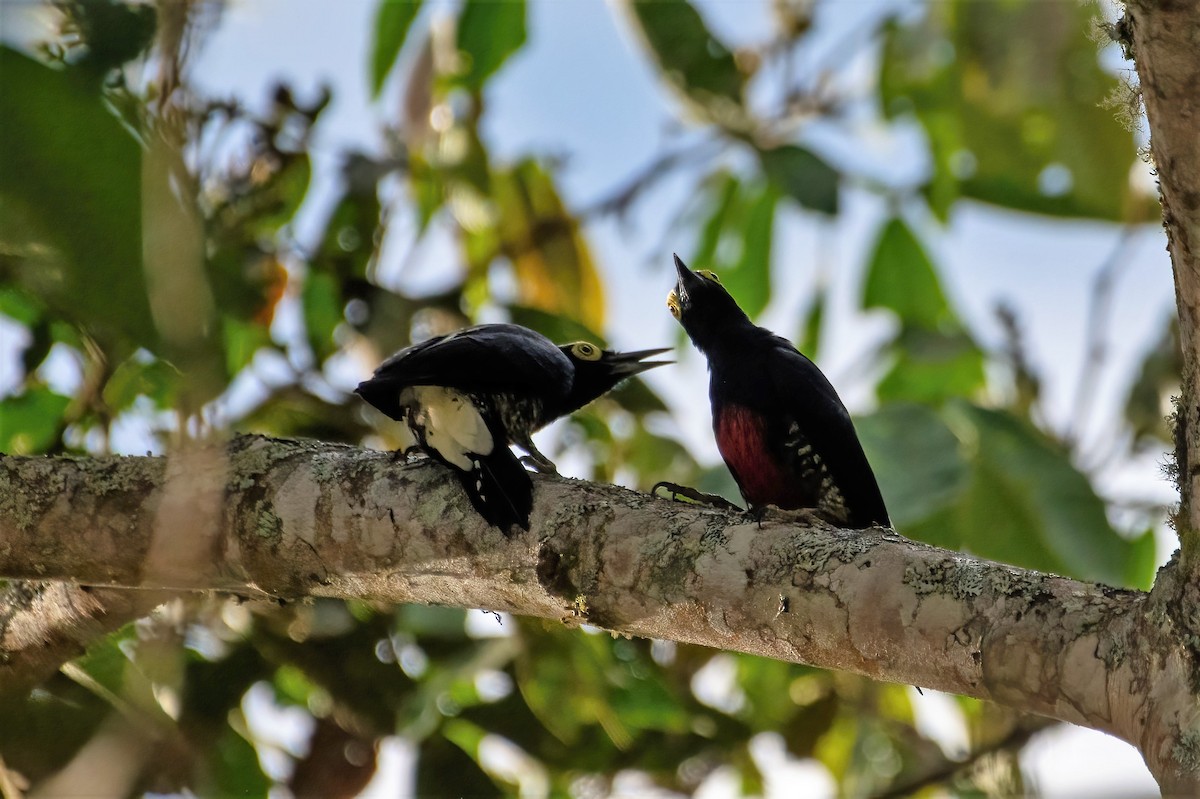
[1125,0,1200,568]
[1,436,1194,789]
[0,581,174,697]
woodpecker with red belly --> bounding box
[356,323,670,534]
[666,255,889,529]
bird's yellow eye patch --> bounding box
[696,269,722,284]
[570,342,602,361]
[667,291,681,319]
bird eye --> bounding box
[667,291,682,319]
[696,269,722,284]
[570,342,602,361]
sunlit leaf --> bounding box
[796,286,825,359]
[863,218,949,329]
[726,183,776,319]
[692,176,776,320]
[508,306,606,348]
[876,329,986,405]
[103,354,181,411]
[0,286,43,326]
[302,271,344,363]
[494,161,606,331]
[223,317,273,378]
[370,0,424,97]
[856,403,970,529]
[0,387,70,454]
[204,724,271,797]
[864,218,986,403]
[880,0,1149,221]
[0,47,154,350]
[896,402,1151,587]
[456,0,526,90]
[629,0,744,105]
[758,145,839,215]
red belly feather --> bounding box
[714,405,806,508]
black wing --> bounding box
[764,336,890,528]
[355,324,572,419]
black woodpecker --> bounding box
[355,323,670,533]
[666,255,890,529]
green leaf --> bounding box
[0,47,154,350]
[0,387,70,454]
[416,734,497,797]
[629,0,744,105]
[0,286,44,326]
[880,0,1149,221]
[863,218,949,329]
[896,402,1148,586]
[103,354,181,411]
[205,724,271,798]
[508,306,606,349]
[370,0,423,97]
[796,286,825,360]
[1124,527,1157,590]
[957,404,1143,585]
[456,0,526,90]
[692,171,740,267]
[302,271,344,364]
[691,176,776,320]
[856,403,970,528]
[758,145,839,215]
[493,160,607,331]
[876,328,986,405]
[223,317,273,378]
[724,183,776,319]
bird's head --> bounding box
[558,341,671,413]
[667,254,748,349]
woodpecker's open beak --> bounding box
[603,347,673,377]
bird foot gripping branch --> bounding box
[651,480,741,511]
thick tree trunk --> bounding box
[1125,0,1200,568]
[1122,2,1200,790]
[1,436,1196,789]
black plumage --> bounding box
[667,255,889,528]
[355,323,669,533]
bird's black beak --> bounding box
[673,253,706,290]
[669,253,703,320]
[604,347,673,377]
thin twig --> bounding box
[579,137,722,221]
[1065,225,1140,449]
[871,716,1057,799]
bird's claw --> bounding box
[392,445,426,463]
[651,481,741,511]
[520,454,559,475]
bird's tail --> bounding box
[458,447,532,534]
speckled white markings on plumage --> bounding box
[403,386,494,470]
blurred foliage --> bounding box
[0,0,1172,796]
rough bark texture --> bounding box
[1125,0,1200,569]
[0,582,173,696]
[1122,3,1200,791]
[1,436,1196,789]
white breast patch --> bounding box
[404,386,495,470]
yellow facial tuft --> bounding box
[569,341,602,361]
[696,269,722,284]
[667,291,681,319]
